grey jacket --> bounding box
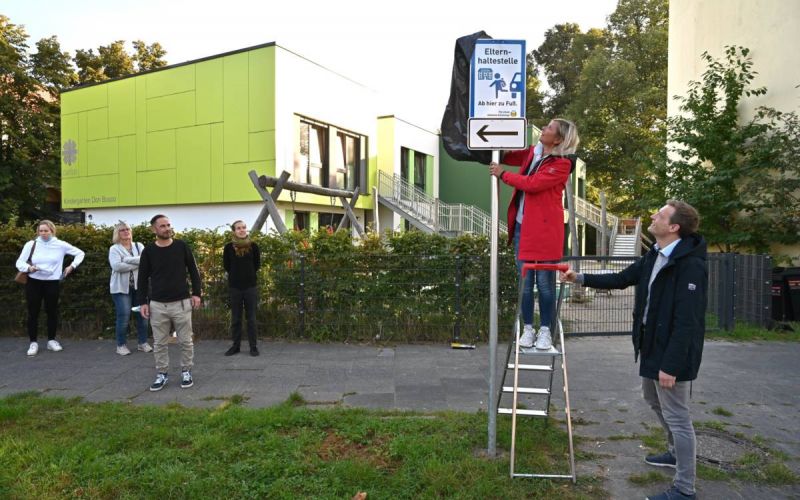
[109,242,145,294]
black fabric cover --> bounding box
[440,31,493,165]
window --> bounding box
[293,211,310,231]
[295,115,368,193]
[400,147,428,192]
[297,120,328,186]
[414,151,426,191]
[318,212,344,230]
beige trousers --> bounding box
[150,299,194,373]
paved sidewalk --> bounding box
[1,336,798,498]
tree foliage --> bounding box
[0,16,72,223]
[662,46,800,254]
[74,40,167,84]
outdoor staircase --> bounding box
[376,171,507,237]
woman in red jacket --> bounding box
[489,118,579,350]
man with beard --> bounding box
[138,215,202,392]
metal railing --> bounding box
[572,196,620,255]
[377,170,507,236]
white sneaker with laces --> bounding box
[535,326,552,350]
[518,325,535,348]
[116,345,131,356]
[47,340,63,352]
[138,342,153,353]
[27,342,39,356]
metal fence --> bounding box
[0,251,772,341]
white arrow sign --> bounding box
[468,118,526,150]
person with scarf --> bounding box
[223,220,261,356]
[15,220,85,356]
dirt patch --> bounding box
[317,430,398,470]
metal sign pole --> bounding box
[487,148,500,456]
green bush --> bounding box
[1,222,518,342]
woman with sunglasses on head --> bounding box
[109,221,152,355]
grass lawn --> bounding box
[0,392,604,499]
[706,321,799,342]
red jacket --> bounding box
[501,147,573,261]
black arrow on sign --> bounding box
[477,124,519,142]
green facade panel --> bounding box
[77,112,88,178]
[87,108,108,140]
[61,84,106,114]
[248,130,273,161]
[135,77,147,171]
[146,130,176,171]
[223,53,249,164]
[60,114,80,178]
[147,92,196,131]
[196,59,223,124]
[248,48,274,132]
[210,123,224,202]
[62,174,118,208]
[137,169,176,205]
[425,155,434,196]
[176,125,211,203]
[223,160,274,202]
[146,64,194,98]
[118,136,137,206]
[107,79,136,137]
[87,138,118,176]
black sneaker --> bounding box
[150,372,168,392]
[181,370,193,388]
[250,346,259,356]
[224,345,240,356]
[646,485,695,499]
[645,450,677,468]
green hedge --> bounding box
[1,223,520,343]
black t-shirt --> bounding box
[137,240,202,303]
[223,242,261,289]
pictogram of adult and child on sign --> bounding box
[479,68,524,98]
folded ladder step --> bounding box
[507,363,553,371]
[502,386,550,395]
[498,408,548,417]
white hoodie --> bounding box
[16,236,85,281]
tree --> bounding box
[532,23,609,118]
[524,54,546,128]
[662,46,800,254]
[0,16,73,223]
[564,0,668,214]
[74,40,167,84]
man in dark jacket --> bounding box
[561,200,706,500]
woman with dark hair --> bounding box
[490,118,580,350]
[223,220,261,356]
[109,221,152,355]
[16,220,85,356]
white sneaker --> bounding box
[138,342,153,353]
[535,326,552,350]
[27,342,39,356]
[46,340,63,352]
[518,325,535,348]
[116,345,131,356]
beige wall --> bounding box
[668,0,800,263]
[668,0,800,120]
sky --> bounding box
[4,0,618,131]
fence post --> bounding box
[299,253,306,337]
[763,255,772,328]
[453,254,462,342]
[722,253,736,331]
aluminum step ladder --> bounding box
[497,263,576,482]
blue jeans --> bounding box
[111,291,148,346]
[513,225,556,328]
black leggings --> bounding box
[26,278,60,342]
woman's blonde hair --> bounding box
[112,221,131,244]
[36,219,57,236]
[550,118,580,155]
